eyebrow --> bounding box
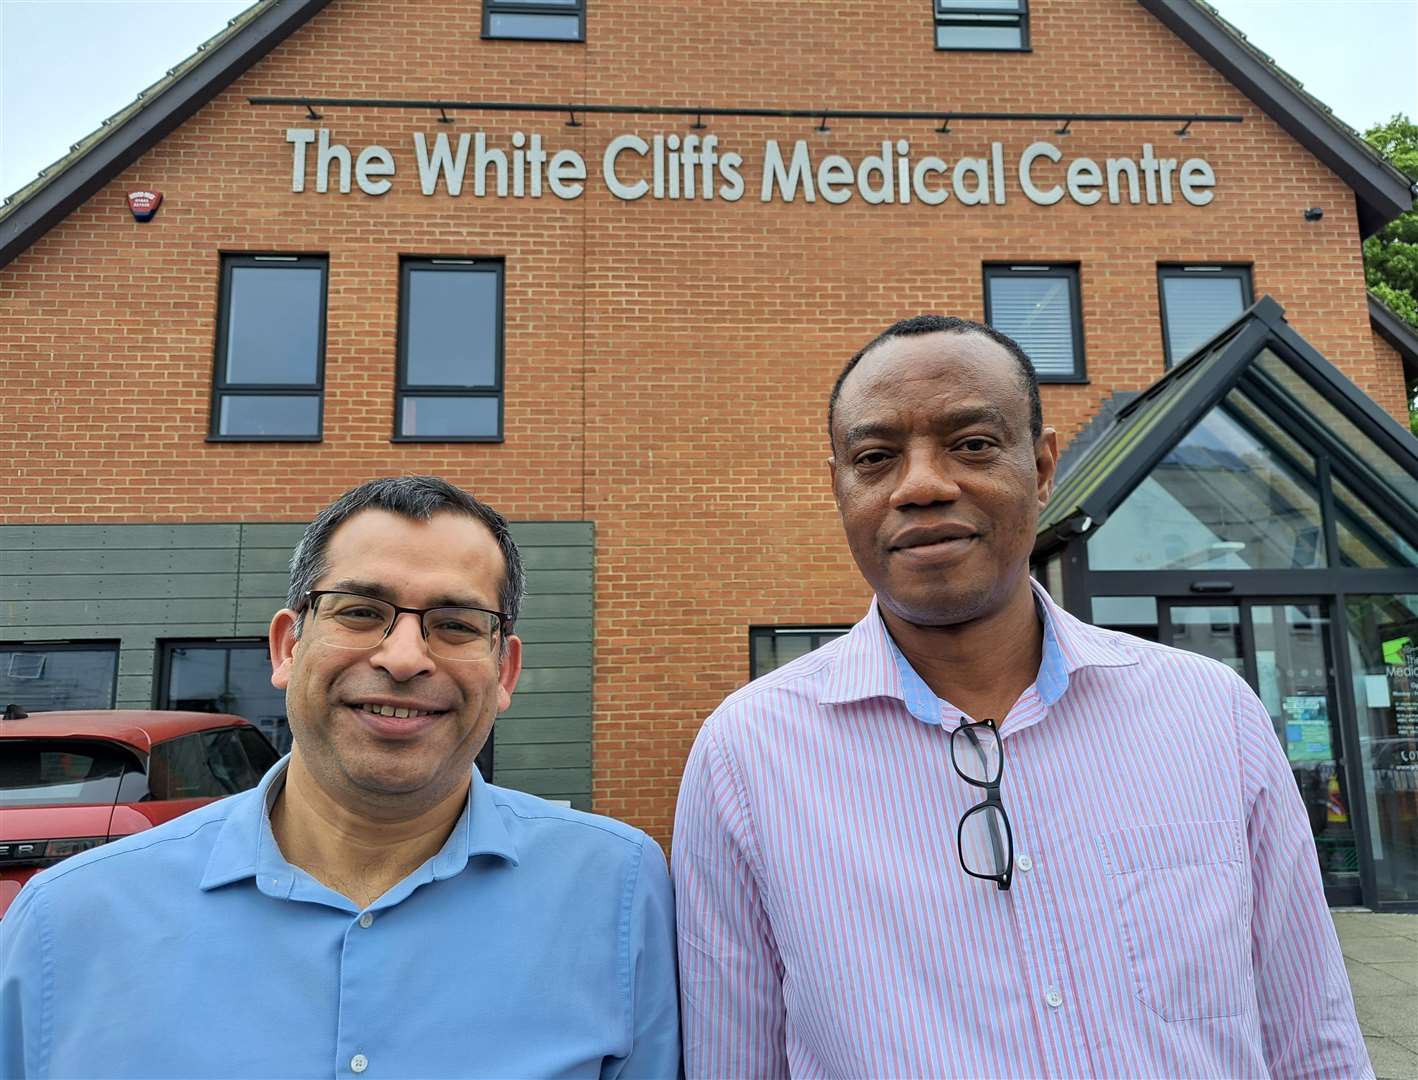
[840,405,1015,447]
[324,579,493,610]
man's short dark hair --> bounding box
[828,315,1043,449]
[286,476,525,645]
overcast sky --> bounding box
[1,0,1415,200]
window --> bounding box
[983,264,1085,381]
[934,0,1028,50]
[483,0,584,41]
[1158,265,1252,368]
[396,258,504,441]
[0,643,118,712]
[146,728,279,800]
[158,641,292,753]
[750,627,849,680]
[211,254,327,440]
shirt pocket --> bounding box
[1097,820,1252,1022]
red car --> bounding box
[0,708,279,917]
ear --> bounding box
[269,608,301,691]
[1034,427,1060,508]
[827,455,840,506]
[495,635,524,713]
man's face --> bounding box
[829,330,1057,628]
[269,509,521,812]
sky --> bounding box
[1,0,1415,201]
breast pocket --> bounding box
[1098,820,1253,1022]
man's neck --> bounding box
[269,752,468,909]
[881,581,1045,724]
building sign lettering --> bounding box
[286,128,1217,208]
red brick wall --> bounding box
[1,0,1408,843]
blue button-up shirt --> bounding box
[1,762,679,1079]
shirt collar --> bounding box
[817,578,1137,722]
[200,757,520,894]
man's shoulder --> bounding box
[13,792,246,912]
[707,632,850,728]
[484,783,656,857]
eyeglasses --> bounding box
[301,590,508,662]
[950,718,1013,891]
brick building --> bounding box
[3,0,1417,908]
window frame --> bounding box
[933,0,1030,52]
[748,626,850,681]
[1157,264,1254,370]
[0,641,120,711]
[482,0,585,43]
[982,263,1087,384]
[209,253,328,443]
[393,257,506,444]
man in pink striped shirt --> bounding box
[673,315,1371,1078]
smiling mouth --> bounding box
[359,703,440,719]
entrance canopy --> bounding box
[1034,296,1418,911]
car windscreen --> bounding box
[0,739,139,808]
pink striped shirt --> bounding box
[673,582,1371,1078]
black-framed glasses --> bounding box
[950,718,1013,891]
[301,590,508,662]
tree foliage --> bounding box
[1362,114,1418,432]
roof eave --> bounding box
[0,0,333,272]
[1369,293,1418,370]
[1137,0,1415,238]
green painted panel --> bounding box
[116,673,153,703]
[0,574,239,602]
[521,546,593,571]
[0,525,240,550]
[238,573,292,598]
[492,767,592,794]
[493,742,590,770]
[239,547,295,574]
[239,524,308,547]
[0,625,226,644]
[508,522,593,546]
[516,642,591,668]
[512,667,591,694]
[520,594,591,620]
[118,648,156,677]
[525,571,593,595]
[5,549,239,576]
[235,598,289,625]
[494,716,591,744]
[4,598,237,628]
[511,618,592,645]
[502,691,591,719]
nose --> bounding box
[890,444,960,509]
[369,611,437,681]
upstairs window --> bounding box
[983,264,1085,382]
[1159,265,1253,368]
[483,0,584,41]
[211,254,326,440]
[749,627,849,680]
[396,258,505,441]
[934,0,1028,51]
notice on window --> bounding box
[1384,637,1418,738]
[1283,696,1332,763]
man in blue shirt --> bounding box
[1,476,679,1078]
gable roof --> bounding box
[1138,0,1414,237]
[0,0,1413,270]
[1036,294,1418,555]
[0,0,331,271]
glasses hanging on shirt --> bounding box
[951,718,1013,891]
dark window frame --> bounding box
[482,0,585,42]
[982,263,1087,383]
[1157,264,1254,370]
[209,253,328,443]
[749,626,851,681]
[933,0,1030,52]
[394,257,506,444]
[0,641,121,711]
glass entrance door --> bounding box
[1160,599,1360,903]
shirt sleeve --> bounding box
[0,883,49,1080]
[673,722,788,1080]
[603,835,681,1080]
[1235,677,1374,1080]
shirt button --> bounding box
[351,1054,368,1073]
[1017,854,1034,872]
[1045,986,1064,1008]
[358,912,374,929]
